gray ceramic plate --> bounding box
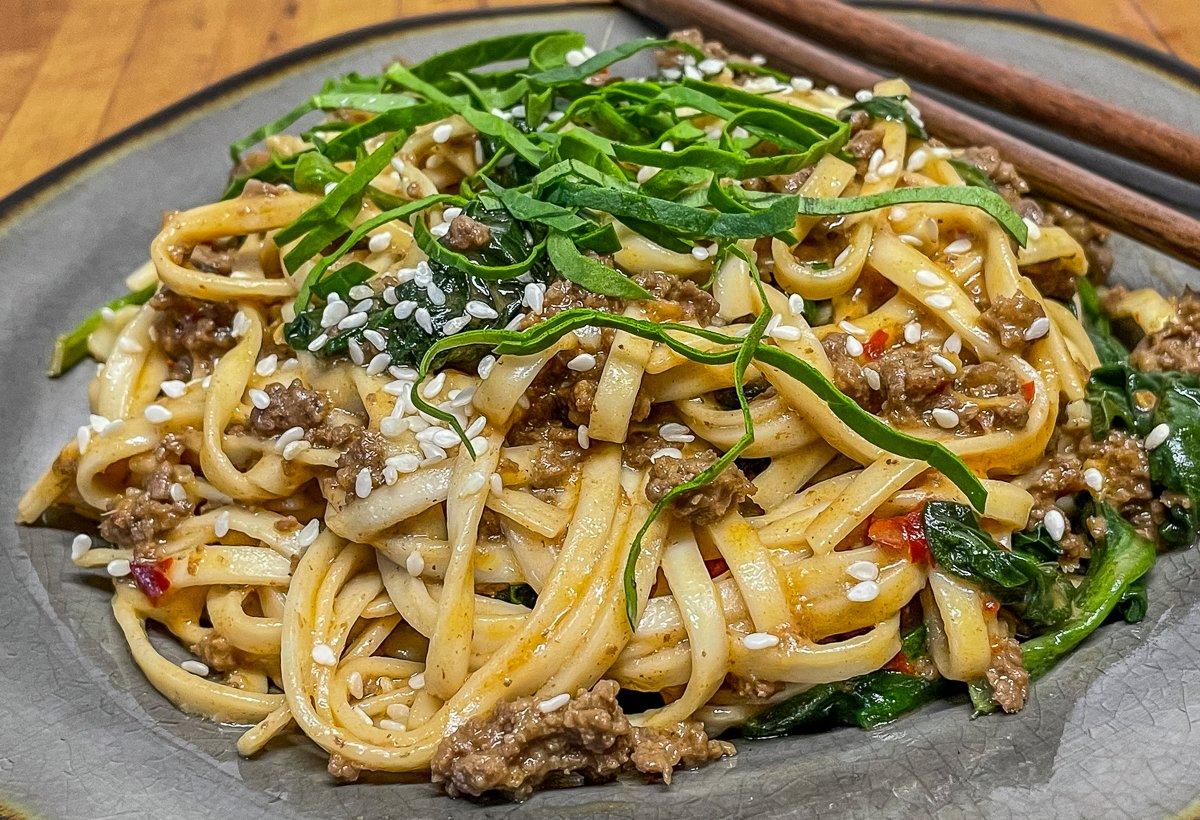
[2,4,1198,818]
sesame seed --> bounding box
[847,580,880,602]
[107,559,131,577]
[414,308,434,334]
[338,312,368,330]
[577,425,590,449]
[349,284,375,301]
[847,560,879,581]
[690,245,709,261]
[944,238,973,254]
[255,355,278,377]
[943,332,962,355]
[231,311,251,338]
[742,632,780,650]
[431,123,454,143]
[368,232,392,253]
[386,703,410,721]
[1145,423,1170,450]
[839,320,866,336]
[311,643,338,667]
[282,440,311,460]
[931,354,958,375]
[659,422,694,443]
[636,165,659,184]
[904,322,922,345]
[650,447,683,462]
[393,453,420,474]
[867,149,884,175]
[698,57,725,75]
[383,287,399,305]
[1043,509,1066,542]
[791,76,814,91]
[76,425,91,453]
[932,407,960,428]
[323,182,338,195]
[408,672,426,690]
[307,333,329,352]
[770,323,802,341]
[393,300,417,320]
[354,468,372,498]
[1024,316,1051,341]
[490,473,504,494]
[161,379,186,398]
[421,372,446,398]
[925,293,953,309]
[765,314,782,336]
[71,533,92,560]
[465,300,498,320]
[442,316,471,336]
[465,416,486,438]
[143,404,172,423]
[366,353,392,376]
[214,510,231,538]
[523,283,545,314]
[899,234,922,246]
[430,221,450,238]
[877,159,899,176]
[431,428,461,449]
[406,550,425,576]
[538,693,571,713]
[363,328,387,350]
[1083,467,1104,492]
[295,519,321,548]
[379,417,406,437]
[750,53,766,65]
[889,206,908,222]
[276,426,305,451]
[181,660,210,676]
[169,483,188,503]
[788,293,806,317]
[565,49,587,67]
[348,671,364,700]
[247,388,270,410]
[915,269,942,287]
[844,336,864,357]
[906,149,928,172]
[864,367,881,391]
[1023,218,1042,240]
[567,352,596,371]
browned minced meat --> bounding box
[845,119,884,175]
[100,435,193,557]
[943,362,1030,434]
[765,166,814,194]
[979,293,1046,350]
[189,633,244,673]
[149,289,237,380]
[645,450,755,526]
[870,344,952,423]
[538,278,624,319]
[959,145,1032,208]
[431,679,733,800]
[1130,291,1200,375]
[327,754,361,783]
[725,673,782,701]
[985,637,1030,714]
[822,333,877,408]
[444,214,492,252]
[655,28,737,69]
[334,428,388,491]
[188,239,235,274]
[248,379,330,437]
[1022,259,1080,301]
[1043,201,1113,278]
[523,424,585,489]
[512,347,617,430]
[632,271,720,325]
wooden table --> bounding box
[0,0,1194,197]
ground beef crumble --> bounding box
[979,293,1045,350]
[149,289,238,380]
[444,214,492,252]
[509,422,584,489]
[645,450,755,526]
[1129,291,1200,375]
[334,427,388,491]
[431,679,733,800]
[189,633,245,673]
[100,434,193,558]
[248,379,330,436]
[327,754,361,783]
[985,637,1030,714]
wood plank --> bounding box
[1036,0,1173,53]
[0,0,70,141]
[1132,0,1200,61]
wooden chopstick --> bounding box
[727,0,1200,183]
[616,0,1200,269]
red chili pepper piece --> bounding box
[130,556,172,603]
[867,504,930,564]
[704,557,729,578]
[884,651,917,674]
[863,328,890,360]
[1021,380,1035,402]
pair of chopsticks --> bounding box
[616,0,1200,269]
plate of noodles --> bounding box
[4,3,1200,818]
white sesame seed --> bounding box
[837,320,864,337]
[431,123,454,144]
[877,159,899,176]
[943,332,962,355]
[213,510,231,538]
[698,57,725,75]
[363,328,387,350]
[70,533,92,560]
[524,282,546,314]
[347,338,365,365]
[338,312,368,330]
[295,519,321,548]
[408,672,426,691]
[393,300,417,320]
[392,453,421,474]
[432,428,461,449]
[430,221,450,238]
[788,293,806,317]
[765,314,782,336]
[406,549,425,576]
[537,693,571,713]
[311,643,338,667]
[421,372,446,398]
[348,671,364,700]
[426,281,446,307]
[276,426,305,451]
[844,336,865,357]
[230,310,251,338]
[354,468,373,498]
[770,323,802,341]
[477,355,497,379]
[465,300,499,320]
[181,660,210,676]
[904,322,922,345]
[915,269,942,287]
[143,404,172,423]
[1145,423,1170,450]
[324,182,338,195]
[636,165,659,184]
[117,337,144,354]
[490,473,504,495]
[791,76,814,91]
[659,422,694,443]
[1083,467,1104,492]
[451,386,476,408]
[906,149,929,172]
[650,447,683,462]
[846,560,879,581]
[107,559,131,577]
[932,407,960,428]
[169,483,188,504]
[1023,218,1043,240]
[253,354,278,378]
[847,580,880,602]
[567,353,596,371]
[465,416,486,438]
[383,286,399,305]
[1043,509,1066,542]
[321,300,349,328]
[414,307,434,334]
[690,245,710,261]
[379,417,406,437]
[247,388,270,410]
[282,439,311,460]
[161,379,186,398]
[864,367,881,391]
[925,293,953,310]
[307,333,329,352]
[931,354,958,375]
[1024,316,1051,341]
[944,238,973,254]
[349,284,375,301]
[565,48,587,67]
[442,316,471,336]
[366,353,392,376]
[742,632,780,650]
[577,425,590,449]
[368,232,392,253]
[76,425,91,453]
[899,234,922,246]
[889,206,908,222]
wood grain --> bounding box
[0,0,1195,197]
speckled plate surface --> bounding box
[1,5,1198,818]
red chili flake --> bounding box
[868,504,930,564]
[130,556,172,603]
[705,557,729,578]
[884,651,917,674]
[982,597,1001,615]
[1021,381,1035,402]
[863,328,890,360]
